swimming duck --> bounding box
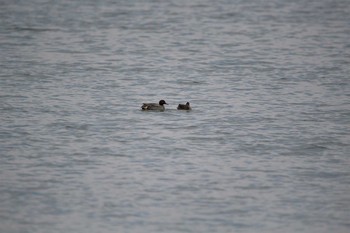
[177,102,191,110]
[141,100,168,111]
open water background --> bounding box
[1,0,350,232]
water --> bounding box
[1,0,350,232]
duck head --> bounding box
[159,100,168,105]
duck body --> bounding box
[177,102,191,110]
[141,100,167,111]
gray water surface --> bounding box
[1,0,350,232]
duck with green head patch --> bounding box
[141,100,168,111]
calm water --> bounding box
[1,0,350,232]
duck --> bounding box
[141,100,168,111]
[177,102,191,110]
